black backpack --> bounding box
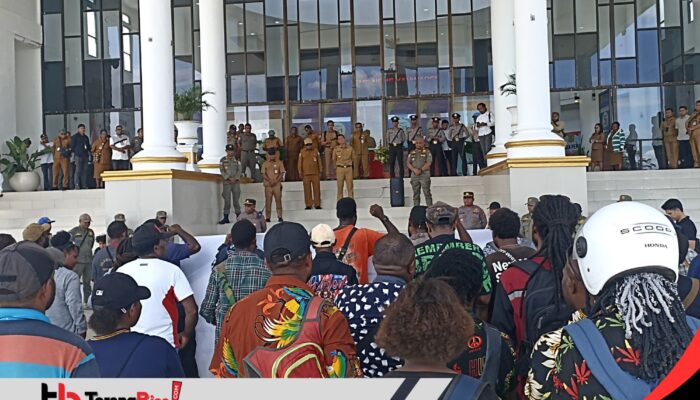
[510,260,573,374]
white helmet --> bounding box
[573,201,678,295]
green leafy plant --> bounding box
[174,86,214,120]
[0,137,51,179]
[375,146,390,165]
[499,73,517,96]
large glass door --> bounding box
[356,100,384,146]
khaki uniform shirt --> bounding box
[333,144,354,167]
[427,128,446,144]
[322,130,339,152]
[220,156,241,181]
[261,159,285,185]
[285,135,303,158]
[551,121,566,137]
[407,126,425,144]
[687,111,700,136]
[306,133,321,152]
[69,227,95,264]
[240,133,258,152]
[350,131,371,155]
[520,213,534,241]
[298,148,322,175]
[263,137,282,151]
[387,127,405,146]
[458,205,487,230]
[226,131,238,145]
[237,212,266,233]
[53,136,72,160]
[408,148,432,174]
[447,123,468,141]
[662,117,678,138]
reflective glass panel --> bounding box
[44,14,63,62]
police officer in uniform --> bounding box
[408,137,433,207]
[240,123,258,181]
[262,130,282,153]
[226,124,237,145]
[427,117,447,176]
[350,122,371,178]
[322,120,339,180]
[458,192,487,230]
[218,144,242,225]
[520,197,539,241]
[333,134,355,200]
[285,126,303,181]
[406,115,425,153]
[298,138,323,209]
[237,199,267,233]
[262,148,285,223]
[387,116,406,178]
[447,113,469,176]
[70,213,95,307]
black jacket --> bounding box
[71,133,91,158]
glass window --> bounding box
[228,54,246,103]
[616,58,637,84]
[661,28,683,82]
[575,0,596,33]
[265,0,283,25]
[44,14,63,62]
[453,67,474,93]
[226,105,248,127]
[473,39,491,92]
[685,54,700,81]
[266,26,285,77]
[249,105,286,140]
[43,63,66,113]
[246,2,265,52]
[614,4,636,58]
[83,11,101,59]
[84,60,103,109]
[226,4,246,53]
[291,104,320,134]
[576,33,598,87]
[340,22,352,71]
[174,7,193,56]
[418,97,449,128]
[356,100,383,144]
[66,86,85,110]
[104,60,122,108]
[354,0,380,46]
[121,0,140,32]
[45,114,65,138]
[319,0,339,48]
[472,0,491,39]
[299,0,318,49]
[451,14,473,67]
[683,0,700,55]
[451,0,471,14]
[67,113,90,135]
[599,6,611,59]
[64,0,81,36]
[616,87,661,152]
[660,0,681,27]
[637,0,657,29]
[600,59,612,85]
[638,30,660,83]
[65,38,83,86]
[340,0,351,21]
[123,34,140,83]
[321,48,341,100]
[300,49,321,100]
[554,0,575,35]
[437,16,449,68]
[103,11,121,59]
[322,102,352,136]
[383,20,395,72]
[437,0,448,15]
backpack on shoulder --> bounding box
[243,296,329,378]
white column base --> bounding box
[508,166,588,216]
[486,144,508,166]
[507,129,566,159]
[198,157,222,174]
[130,147,188,171]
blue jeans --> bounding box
[73,157,88,189]
[41,163,53,190]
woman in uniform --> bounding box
[589,123,605,171]
[92,129,112,188]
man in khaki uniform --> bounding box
[262,130,282,153]
[687,100,700,167]
[458,192,487,230]
[237,199,267,233]
[304,125,321,152]
[520,197,539,241]
[298,138,323,209]
[240,123,258,181]
[408,137,433,207]
[551,112,566,137]
[226,125,238,145]
[262,148,285,222]
[333,134,355,200]
[52,130,72,190]
[662,108,679,169]
[350,122,370,178]
[218,144,242,225]
[427,117,447,176]
[406,115,425,153]
[322,120,339,180]
[69,213,95,306]
[285,126,303,181]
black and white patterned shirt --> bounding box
[334,279,405,377]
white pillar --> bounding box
[509,0,564,159]
[197,0,228,174]
[132,0,186,171]
[488,0,515,166]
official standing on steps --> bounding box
[520,196,539,241]
[261,149,285,223]
[322,121,339,180]
[408,137,433,207]
[239,124,258,181]
[218,144,242,225]
[70,214,95,308]
[427,117,447,176]
[387,116,405,178]
[406,115,424,153]
[350,123,370,179]
[285,127,303,181]
[299,138,323,210]
[448,113,469,176]
[333,134,355,200]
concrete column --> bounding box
[509,0,564,159]
[132,0,186,170]
[488,0,515,166]
[197,0,227,174]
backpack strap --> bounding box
[443,374,488,400]
[215,261,236,304]
[481,325,502,387]
[336,227,358,263]
[686,315,700,333]
[563,319,652,400]
[683,278,700,310]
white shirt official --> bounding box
[476,112,495,137]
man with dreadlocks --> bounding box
[529,201,697,399]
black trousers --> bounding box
[626,148,637,170]
[429,143,447,176]
[653,144,666,169]
[679,140,693,168]
[389,145,404,178]
[449,139,467,176]
[472,142,484,175]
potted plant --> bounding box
[499,74,519,127]
[0,136,51,192]
[174,86,213,146]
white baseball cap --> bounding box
[310,224,336,248]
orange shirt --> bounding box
[333,225,385,284]
[209,275,361,378]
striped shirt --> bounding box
[200,249,271,341]
[0,308,99,377]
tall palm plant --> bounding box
[174,86,214,120]
[499,74,517,96]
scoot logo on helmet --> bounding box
[620,223,674,236]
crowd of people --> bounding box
[1,191,699,399]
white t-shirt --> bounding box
[476,112,495,137]
[118,258,194,347]
[39,142,54,165]
[676,115,690,141]
[111,135,131,160]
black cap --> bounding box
[264,222,310,265]
[0,242,56,301]
[488,201,501,210]
[91,272,151,312]
[226,144,235,151]
[409,115,418,120]
[131,223,168,254]
[452,113,461,119]
[391,116,400,122]
[431,117,440,123]
[50,231,75,252]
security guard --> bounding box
[262,148,285,222]
[239,123,258,181]
[408,137,433,207]
[155,210,170,231]
[285,126,303,181]
[322,120,339,180]
[447,113,469,176]
[298,138,323,209]
[350,122,371,178]
[520,197,539,241]
[458,192,487,230]
[333,134,355,200]
[406,115,425,153]
[218,144,242,225]
[237,199,267,233]
[427,117,447,176]
[262,130,282,153]
[387,116,406,178]
[69,213,95,307]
